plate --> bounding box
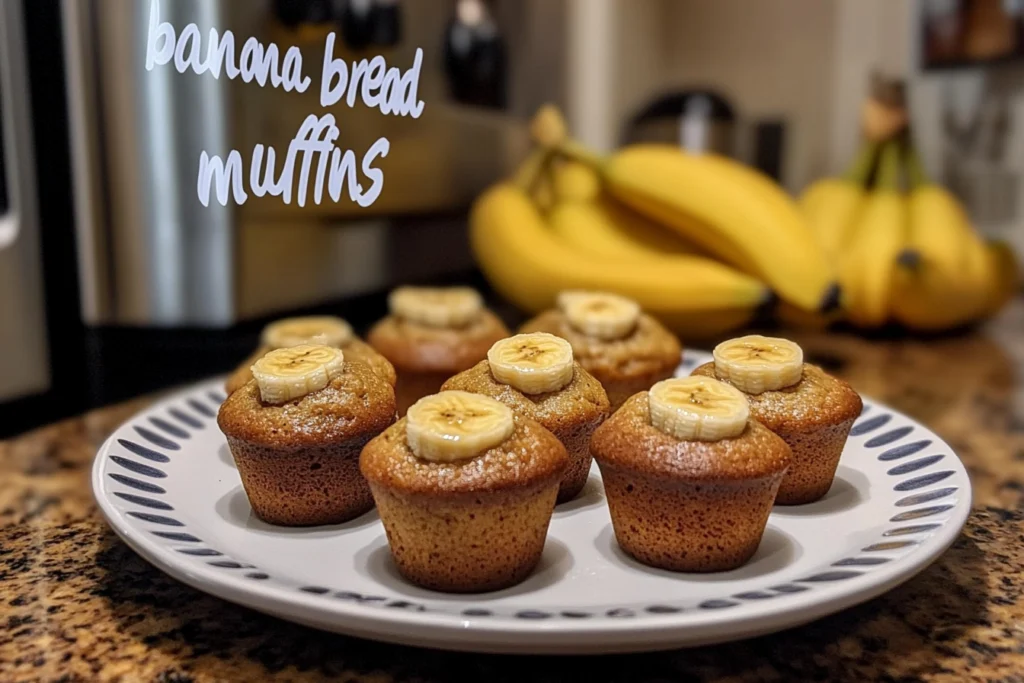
[92,350,971,654]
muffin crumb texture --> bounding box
[440,360,609,501]
[217,359,396,449]
[691,362,862,432]
[590,393,791,482]
[520,310,681,381]
[361,413,567,592]
[360,415,567,495]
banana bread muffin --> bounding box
[361,391,568,593]
[691,335,863,505]
[519,291,682,410]
[225,315,396,395]
[218,345,396,526]
[441,332,610,503]
[367,286,510,416]
[591,377,791,572]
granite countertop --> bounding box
[3,302,1024,682]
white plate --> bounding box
[92,350,971,654]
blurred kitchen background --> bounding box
[2,0,1023,437]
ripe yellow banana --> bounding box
[534,134,835,312]
[890,248,990,331]
[839,142,907,328]
[904,145,973,281]
[799,142,875,263]
[548,159,706,261]
[602,146,836,313]
[891,145,1006,331]
[983,239,1020,317]
[469,177,771,339]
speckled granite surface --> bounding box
[3,302,1024,682]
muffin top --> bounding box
[519,309,682,381]
[226,338,396,395]
[367,309,509,373]
[590,393,791,481]
[691,362,863,432]
[344,338,397,386]
[218,358,396,448]
[360,413,567,495]
[440,359,609,431]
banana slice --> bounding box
[251,345,345,405]
[713,335,804,395]
[389,286,483,328]
[261,316,354,349]
[557,290,641,340]
[648,376,749,441]
[406,391,515,462]
[487,332,575,394]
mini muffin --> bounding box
[225,315,396,395]
[691,335,863,505]
[441,332,610,503]
[218,345,396,526]
[591,376,791,572]
[519,291,682,410]
[361,391,568,593]
[367,286,510,416]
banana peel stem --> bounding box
[904,142,929,189]
[555,138,608,171]
[844,141,878,186]
[513,148,552,193]
[875,142,903,191]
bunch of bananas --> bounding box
[470,106,839,339]
[802,139,1019,331]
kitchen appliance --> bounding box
[61,0,552,328]
[0,1,50,404]
[0,0,567,433]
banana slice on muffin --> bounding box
[519,290,682,410]
[442,333,610,503]
[648,376,749,441]
[251,345,346,405]
[558,290,640,340]
[388,286,483,328]
[591,376,792,572]
[406,391,514,462]
[487,333,575,394]
[361,391,568,593]
[692,335,863,505]
[712,335,804,394]
[225,315,395,395]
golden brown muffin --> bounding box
[218,354,396,526]
[691,361,862,505]
[440,347,609,504]
[519,305,682,410]
[361,393,568,593]
[367,287,509,415]
[591,389,791,572]
[225,338,395,395]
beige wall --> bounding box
[565,0,913,192]
[656,0,839,192]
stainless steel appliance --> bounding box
[62,0,558,328]
[0,1,50,403]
